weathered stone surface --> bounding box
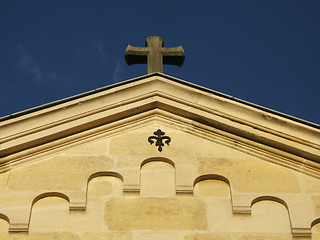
[125,36,185,73]
[30,194,111,232]
[9,155,113,190]
[1,232,132,240]
[250,201,291,233]
[312,196,320,215]
[0,218,8,232]
[237,235,291,240]
[202,196,291,234]
[140,161,175,197]
[185,233,232,240]
[0,172,9,189]
[136,231,181,240]
[195,180,230,197]
[0,232,80,240]
[198,157,301,193]
[109,132,153,156]
[300,174,320,193]
[64,140,108,156]
[105,198,207,230]
[29,197,71,231]
[109,130,247,159]
[82,232,133,240]
[87,177,113,200]
[312,223,320,240]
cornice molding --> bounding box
[0,75,319,174]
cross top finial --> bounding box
[124,36,185,74]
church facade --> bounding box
[0,72,320,240]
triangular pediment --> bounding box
[0,73,319,177]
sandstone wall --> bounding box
[0,126,319,240]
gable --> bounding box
[0,73,320,239]
[0,74,319,174]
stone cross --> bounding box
[124,36,185,73]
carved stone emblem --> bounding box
[148,129,171,152]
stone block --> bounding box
[82,232,133,240]
[312,196,320,215]
[0,232,80,240]
[29,197,70,231]
[109,132,154,156]
[135,231,182,240]
[105,198,207,230]
[87,177,113,200]
[140,161,175,197]
[301,175,320,193]
[237,235,292,240]
[198,157,301,193]
[0,172,9,189]
[8,155,113,191]
[185,233,232,240]
[312,223,320,240]
[0,218,8,232]
[195,180,230,197]
[64,140,108,156]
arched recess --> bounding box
[193,174,233,230]
[311,218,320,239]
[311,218,320,228]
[88,171,124,183]
[32,192,70,207]
[251,196,289,209]
[87,171,124,199]
[0,213,9,224]
[250,196,292,235]
[140,157,175,169]
[193,174,231,197]
[140,157,176,197]
[29,192,70,232]
[0,213,9,232]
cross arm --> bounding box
[124,45,149,65]
[162,46,185,67]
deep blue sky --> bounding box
[0,1,319,125]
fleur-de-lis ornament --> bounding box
[148,129,171,152]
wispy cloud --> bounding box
[92,40,108,64]
[97,41,108,64]
[16,44,44,83]
[112,57,122,83]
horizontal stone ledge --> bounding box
[292,228,312,237]
[9,223,29,233]
[232,206,251,215]
[69,202,86,211]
